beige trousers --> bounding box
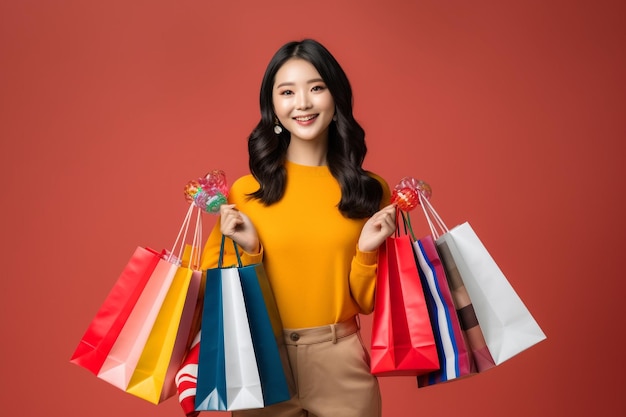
[233,316,381,417]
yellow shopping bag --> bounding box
[126,266,201,403]
[126,213,204,404]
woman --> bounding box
[201,39,396,417]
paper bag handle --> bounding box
[217,234,243,269]
[168,204,203,268]
[418,191,449,240]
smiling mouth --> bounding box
[294,115,318,122]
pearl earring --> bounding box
[274,118,283,134]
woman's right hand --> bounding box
[219,204,260,254]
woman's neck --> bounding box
[286,138,328,166]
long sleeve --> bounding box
[348,248,379,314]
[348,176,392,314]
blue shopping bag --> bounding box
[195,235,291,411]
[238,263,290,406]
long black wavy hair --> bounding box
[247,39,383,219]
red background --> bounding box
[1,0,624,416]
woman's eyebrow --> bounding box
[276,78,325,88]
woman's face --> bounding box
[272,58,335,145]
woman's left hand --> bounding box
[358,204,397,252]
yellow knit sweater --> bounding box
[200,161,390,328]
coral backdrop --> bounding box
[1,1,624,416]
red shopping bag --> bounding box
[370,219,439,376]
[70,246,164,375]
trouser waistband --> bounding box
[283,316,359,346]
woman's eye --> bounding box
[311,85,326,92]
[280,90,293,95]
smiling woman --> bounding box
[247,39,385,218]
[196,39,397,417]
[272,58,336,161]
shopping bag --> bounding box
[238,261,290,406]
[70,246,163,375]
[72,203,202,394]
[157,270,203,402]
[436,239,496,372]
[125,267,202,403]
[125,209,204,403]
[370,212,440,377]
[194,257,227,411]
[419,192,546,366]
[96,258,178,389]
[412,232,473,386]
[221,267,264,409]
[195,235,291,411]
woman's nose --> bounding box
[295,91,312,110]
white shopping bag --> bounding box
[440,222,546,364]
[221,268,264,410]
[419,193,546,365]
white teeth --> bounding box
[295,115,316,121]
